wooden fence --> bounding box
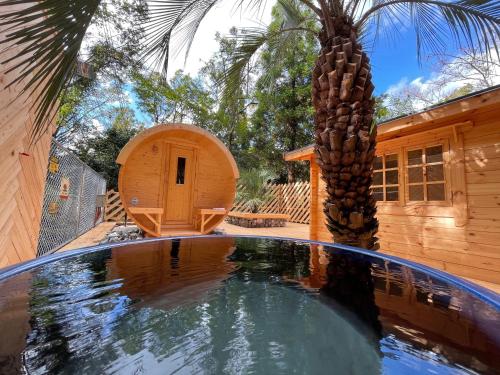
[105,181,311,224]
[232,181,311,224]
[105,190,128,222]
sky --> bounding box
[119,1,489,127]
[165,1,434,95]
[166,1,275,78]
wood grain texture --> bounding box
[0,6,54,267]
[296,88,500,284]
[117,124,238,237]
[231,181,311,224]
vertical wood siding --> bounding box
[310,105,500,285]
[0,5,54,266]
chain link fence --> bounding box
[37,140,106,256]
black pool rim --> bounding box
[1,235,498,309]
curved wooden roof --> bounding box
[116,123,239,178]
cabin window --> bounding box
[406,145,446,202]
[372,154,399,202]
[176,157,186,184]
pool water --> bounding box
[0,237,498,374]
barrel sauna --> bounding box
[117,124,239,237]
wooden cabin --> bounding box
[285,86,500,286]
[107,237,236,310]
[117,124,239,237]
[0,3,55,267]
[300,245,499,370]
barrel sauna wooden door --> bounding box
[164,145,195,226]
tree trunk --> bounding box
[311,16,378,250]
[286,162,295,183]
[287,116,298,183]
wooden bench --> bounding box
[128,207,163,236]
[227,212,290,228]
[195,208,227,234]
[228,212,290,220]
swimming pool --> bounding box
[0,236,498,374]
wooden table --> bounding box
[128,207,164,236]
[195,208,227,234]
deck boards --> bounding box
[218,222,310,240]
[57,221,499,293]
[59,222,117,252]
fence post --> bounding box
[278,184,282,214]
[75,164,86,238]
[230,181,310,223]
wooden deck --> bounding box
[58,221,310,252]
[218,221,309,239]
[56,221,499,293]
[59,222,116,252]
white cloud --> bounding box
[165,0,274,78]
[386,77,410,95]
[385,49,500,112]
[92,119,104,132]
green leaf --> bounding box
[0,0,101,143]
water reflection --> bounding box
[317,244,500,373]
[107,237,236,309]
[0,237,498,374]
[320,250,382,336]
[369,258,500,373]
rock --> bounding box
[114,225,141,235]
[100,225,144,244]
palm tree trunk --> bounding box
[311,16,379,250]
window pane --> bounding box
[176,157,186,184]
[427,184,445,201]
[408,167,423,183]
[408,149,422,165]
[374,156,383,170]
[373,187,384,201]
[409,185,424,201]
[373,172,383,186]
[426,164,444,181]
[426,145,443,163]
[386,170,398,185]
[386,186,399,201]
[386,154,398,169]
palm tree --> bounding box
[1,0,498,249]
[237,168,276,213]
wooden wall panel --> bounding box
[120,139,164,208]
[118,124,238,236]
[0,5,54,266]
[194,141,236,209]
[310,103,500,285]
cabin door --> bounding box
[164,145,195,226]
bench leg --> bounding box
[145,213,162,237]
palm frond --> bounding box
[143,0,276,75]
[278,0,308,27]
[217,1,317,100]
[216,27,270,101]
[0,0,100,143]
[233,0,270,15]
[143,0,219,74]
[237,168,276,212]
[355,0,500,61]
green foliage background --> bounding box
[65,5,322,186]
[60,1,487,189]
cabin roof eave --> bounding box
[117,123,240,179]
[284,145,315,161]
[284,85,500,161]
